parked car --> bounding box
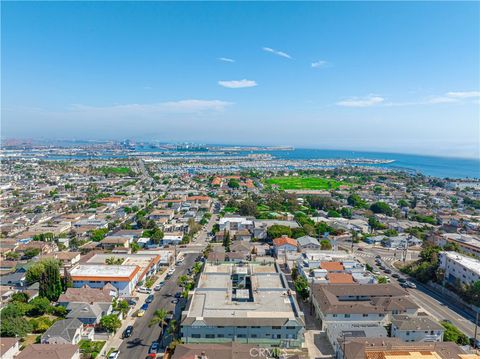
[171,298,179,304]
[108,351,120,359]
[122,325,133,338]
[146,294,154,304]
[470,338,480,348]
[126,299,137,306]
[384,269,392,274]
[372,270,381,275]
[375,255,381,259]
[154,284,162,291]
[138,286,153,294]
[137,309,145,317]
[141,303,149,311]
[148,342,159,354]
[165,313,174,323]
[398,277,407,283]
[400,282,408,288]
[174,292,182,298]
[406,281,417,289]
[392,273,400,278]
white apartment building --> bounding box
[439,251,480,286]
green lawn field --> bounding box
[266,177,347,190]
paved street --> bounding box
[354,244,477,338]
[112,213,216,358]
[117,252,199,359]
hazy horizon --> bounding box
[2,2,479,159]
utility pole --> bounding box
[474,311,479,350]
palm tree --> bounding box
[167,319,177,337]
[149,309,168,331]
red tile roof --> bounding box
[328,273,354,284]
[320,262,344,271]
[273,236,297,247]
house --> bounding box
[272,235,298,257]
[310,284,418,330]
[148,209,175,221]
[0,260,18,275]
[161,232,183,246]
[234,229,251,242]
[0,286,16,305]
[186,195,212,209]
[339,338,467,359]
[391,315,444,342]
[15,241,57,255]
[16,344,80,359]
[0,268,26,288]
[100,236,130,250]
[0,337,19,359]
[41,318,84,345]
[66,302,110,325]
[41,252,80,269]
[297,236,321,251]
[219,217,254,233]
[58,284,117,306]
[326,322,388,356]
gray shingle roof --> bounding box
[296,236,320,247]
[42,318,82,342]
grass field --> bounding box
[266,176,347,190]
[98,167,133,175]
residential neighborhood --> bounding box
[0,149,480,358]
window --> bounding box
[251,326,260,329]
[251,334,257,338]
[344,314,350,318]
[217,326,224,328]
[238,326,247,328]
[206,334,215,338]
[237,334,246,338]
[191,334,201,338]
[286,326,295,330]
[363,314,368,317]
[218,334,224,338]
[272,326,281,330]
[333,314,337,318]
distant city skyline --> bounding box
[2,1,479,158]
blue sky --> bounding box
[2,1,479,158]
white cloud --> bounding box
[337,95,385,107]
[446,91,480,99]
[262,47,292,59]
[426,96,458,104]
[218,79,257,89]
[218,57,235,63]
[311,60,329,68]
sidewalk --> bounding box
[99,264,174,358]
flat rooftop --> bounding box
[442,251,480,275]
[70,264,139,281]
[183,263,303,327]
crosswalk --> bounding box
[353,251,398,263]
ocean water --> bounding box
[23,146,479,179]
[264,149,480,179]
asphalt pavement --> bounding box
[353,244,477,338]
[117,253,198,359]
